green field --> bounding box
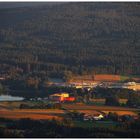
[0,101,50,109]
[74,120,118,128]
[120,75,140,81]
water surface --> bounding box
[0,95,24,101]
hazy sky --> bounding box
[0,2,62,9]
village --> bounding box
[0,73,140,129]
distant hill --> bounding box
[0,2,140,77]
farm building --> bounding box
[49,93,75,102]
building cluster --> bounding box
[107,82,140,91]
[48,80,140,91]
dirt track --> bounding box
[63,104,139,116]
[62,104,140,111]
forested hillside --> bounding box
[0,2,140,78]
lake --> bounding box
[0,95,24,101]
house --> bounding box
[0,77,5,80]
[84,114,93,121]
[93,114,104,120]
[83,113,104,121]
